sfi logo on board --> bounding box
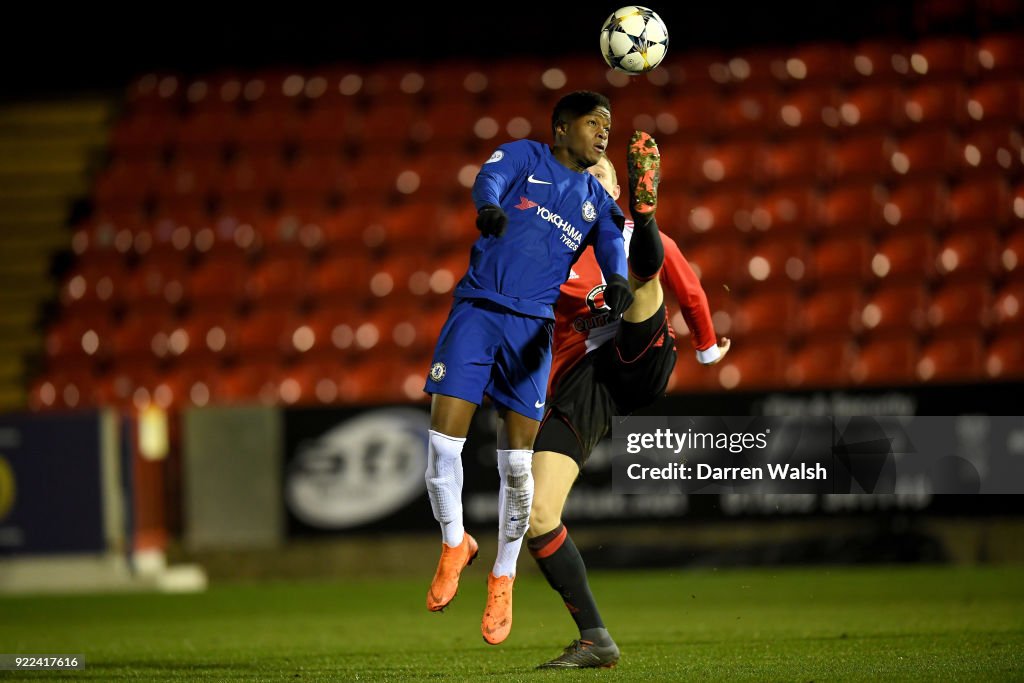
[0,455,14,521]
[285,409,429,529]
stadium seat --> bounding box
[682,239,744,287]
[976,33,1024,77]
[124,73,183,115]
[420,99,483,144]
[927,279,991,330]
[773,86,840,133]
[122,257,190,310]
[188,258,249,313]
[906,37,975,82]
[155,157,223,206]
[174,109,241,154]
[901,81,968,128]
[424,60,489,102]
[881,179,949,232]
[191,213,261,263]
[730,288,798,339]
[169,311,242,362]
[821,183,886,233]
[318,205,377,253]
[830,133,895,183]
[799,285,863,335]
[109,113,178,160]
[275,360,345,405]
[711,341,786,390]
[786,337,856,388]
[306,255,374,306]
[59,261,128,313]
[681,190,754,241]
[760,138,831,186]
[956,125,1024,176]
[992,280,1024,330]
[948,176,1011,228]
[218,153,285,207]
[354,101,424,147]
[279,153,349,208]
[661,91,721,138]
[215,361,283,405]
[717,89,780,136]
[748,188,823,235]
[809,234,873,285]
[1001,229,1024,280]
[363,63,430,103]
[776,42,845,85]
[29,370,100,411]
[835,84,905,130]
[182,72,244,113]
[964,80,1024,124]
[890,129,958,178]
[985,330,1024,379]
[110,311,176,363]
[916,331,985,383]
[741,236,809,287]
[234,108,299,153]
[841,40,906,84]
[294,302,364,360]
[295,104,357,153]
[860,283,928,333]
[237,308,301,361]
[93,159,162,210]
[871,232,938,282]
[45,317,115,364]
[688,142,763,188]
[239,70,307,111]
[245,255,312,308]
[850,333,918,385]
[935,229,1000,278]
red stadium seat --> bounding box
[1002,228,1024,280]
[730,288,798,339]
[902,81,968,128]
[188,258,249,313]
[850,333,918,385]
[928,279,991,330]
[976,34,1024,77]
[363,63,430,103]
[279,154,348,208]
[218,153,285,207]
[124,73,183,115]
[110,311,176,363]
[717,89,780,136]
[683,239,744,288]
[871,232,938,282]
[986,330,1024,379]
[809,235,872,285]
[245,255,312,308]
[235,108,299,152]
[155,157,223,205]
[688,142,763,188]
[59,261,128,313]
[741,237,810,287]
[881,179,949,232]
[239,70,307,111]
[841,40,907,84]
[776,43,845,85]
[935,230,1000,278]
[860,283,928,334]
[168,311,242,362]
[121,257,189,310]
[821,183,886,233]
[906,37,975,82]
[890,129,958,178]
[992,280,1024,330]
[661,91,720,138]
[215,361,283,405]
[353,101,423,147]
[420,99,483,144]
[774,86,840,133]
[916,331,985,383]
[964,80,1024,124]
[181,72,244,113]
[948,176,1012,228]
[174,109,240,153]
[294,104,357,153]
[786,338,856,388]
[799,285,863,335]
[749,189,823,235]
[711,341,786,390]
[680,191,754,241]
[836,85,905,131]
[830,133,895,183]
[93,159,162,210]
[957,125,1024,177]
[307,255,374,306]
[109,113,177,160]
[237,308,301,361]
[760,138,831,186]
[45,317,115,364]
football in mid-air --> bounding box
[599,6,669,74]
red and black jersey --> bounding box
[548,220,718,394]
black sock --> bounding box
[527,523,605,633]
[628,215,664,281]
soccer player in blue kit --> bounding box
[423,91,634,646]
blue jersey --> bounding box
[455,140,628,320]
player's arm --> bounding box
[660,233,729,364]
[471,143,528,237]
[590,203,632,320]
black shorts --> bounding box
[534,306,677,467]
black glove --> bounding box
[603,273,634,321]
[475,204,508,237]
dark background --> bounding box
[3,2,1019,99]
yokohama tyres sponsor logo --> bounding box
[535,205,582,250]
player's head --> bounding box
[588,154,621,201]
[552,90,611,169]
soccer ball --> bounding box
[599,6,669,74]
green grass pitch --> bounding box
[1,565,1021,681]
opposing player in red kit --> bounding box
[526,132,731,668]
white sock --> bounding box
[425,429,466,547]
[492,449,534,578]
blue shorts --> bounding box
[424,298,554,421]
